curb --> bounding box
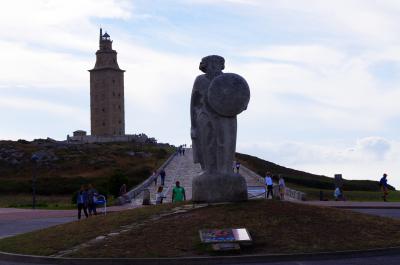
[1,246,400,264]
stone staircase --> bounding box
[123,148,304,208]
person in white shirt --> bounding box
[155,186,165,204]
[278,175,285,200]
[265,172,274,199]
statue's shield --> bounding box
[208,73,250,117]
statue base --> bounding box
[192,172,248,203]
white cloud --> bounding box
[0,96,87,120]
[356,137,391,159]
[0,0,132,51]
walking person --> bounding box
[334,187,343,201]
[265,172,274,199]
[177,146,182,156]
[87,184,98,216]
[235,161,241,173]
[172,181,186,202]
[152,171,158,186]
[159,169,166,186]
[119,183,130,203]
[278,175,285,200]
[119,183,127,196]
[77,185,88,220]
[155,186,165,204]
[380,173,389,202]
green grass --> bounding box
[1,200,400,258]
[0,203,179,256]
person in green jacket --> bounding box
[172,181,186,202]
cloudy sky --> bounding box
[1,0,400,188]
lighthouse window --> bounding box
[118,105,121,110]
[112,79,115,84]
[102,108,105,112]
[102,122,105,126]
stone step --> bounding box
[127,148,303,208]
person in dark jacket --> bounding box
[159,169,166,186]
[380,173,389,202]
[87,184,98,216]
[77,185,89,220]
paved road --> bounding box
[350,208,400,219]
[0,205,130,239]
[0,217,75,239]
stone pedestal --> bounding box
[192,172,248,203]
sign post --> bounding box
[31,153,39,209]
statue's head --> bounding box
[199,55,225,74]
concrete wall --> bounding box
[67,134,148,144]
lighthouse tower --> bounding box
[89,28,125,136]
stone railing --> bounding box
[285,186,306,201]
[116,152,176,205]
[272,185,306,201]
[240,165,265,184]
[241,165,306,201]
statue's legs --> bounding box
[192,115,247,203]
[217,116,237,174]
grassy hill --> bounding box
[0,139,174,208]
[237,152,399,201]
[237,153,394,191]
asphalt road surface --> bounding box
[0,216,74,239]
[350,208,400,219]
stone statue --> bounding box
[190,55,250,202]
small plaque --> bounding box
[200,229,235,243]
